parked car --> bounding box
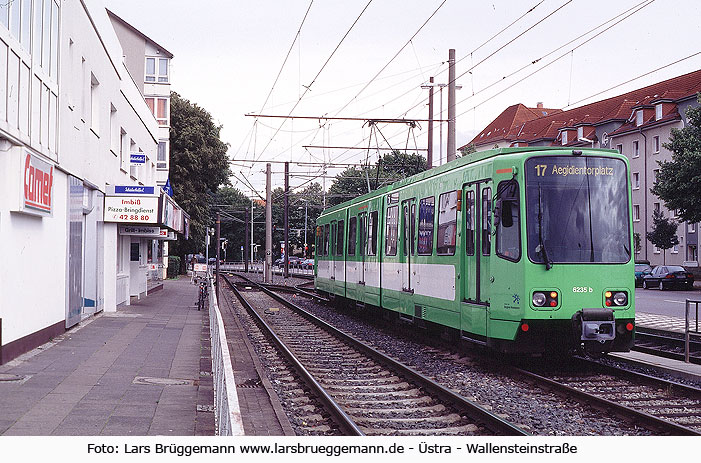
[642,265,694,290]
[302,258,314,269]
[634,263,652,287]
[276,257,302,268]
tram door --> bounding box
[330,221,337,282]
[358,212,367,286]
[462,181,491,336]
[400,198,416,296]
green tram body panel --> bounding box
[315,147,635,354]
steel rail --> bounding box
[224,276,364,436]
[633,330,701,365]
[514,358,701,436]
[241,276,529,436]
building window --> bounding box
[653,169,659,183]
[689,245,698,262]
[561,131,568,145]
[636,110,643,126]
[653,136,660,153]
[616,144,623,155]
[654,202,660,213]
[158,58,169,82]
[120,129,126,169]
[145,97,169,126]
[689,223,696,233]
[146,57,169,83]
[633,172,640,189]
[157,140,167,169]
[145,57,156,82]
[656,104,663,120]
[90,73,99,133]
[110,104,118,153]
[632,140,639,158]
[672,242,679,254]
[633,205,640,222]
[577,127,583,140]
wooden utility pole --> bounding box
[265,163,272,283]
[447,48,456,163]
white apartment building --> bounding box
[0,0,187,364]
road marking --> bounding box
[663,299,685,304]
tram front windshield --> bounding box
[525,156,631,264]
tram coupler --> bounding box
[572,308,616,341]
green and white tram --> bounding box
[315,147,635,355]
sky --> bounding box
[102,0,701,199]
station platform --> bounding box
[0,277,214,436]
[611,311,701,383]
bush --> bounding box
[167,256,181,279]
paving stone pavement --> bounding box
[0,278,215,436]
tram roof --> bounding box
[320,146,620,216]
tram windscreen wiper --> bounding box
[536,184,553,270]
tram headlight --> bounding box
[604,290,628,307]
[532,292,547,307]
[613,292,628,306]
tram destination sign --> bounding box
[104,196,159,224]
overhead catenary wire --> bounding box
[253,0,375,163]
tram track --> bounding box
[514,358,701,435]
[633,328,701,365]
[225,271,701,435]
[222,273,528,436]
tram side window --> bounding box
[368,211,378,256]
[437,191,458,255]
[385,205,399,256]
[348,217,357,256]
[418,197,435,255]
[482,187,492,256]
[358,214,367,256]
[336,220,344,256]
[496,181,521,261]
[324,224,330,256]
[465,191,475,256]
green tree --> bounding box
[651,94,701,222]
[646,209,679,264]
[168,92,231,271]
[212,186,252,262]
[327,151,427,206]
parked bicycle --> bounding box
[198,280,208,311]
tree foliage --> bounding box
[646,209,679,264]
[651,94,701,222]
[168,92,231,266]
[327,151,427,206]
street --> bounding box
[634,286,701,318]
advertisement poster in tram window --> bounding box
[104,196,159,223]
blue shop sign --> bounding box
[114,185,155,195]
[130,153,146,164]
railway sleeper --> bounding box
[340,396,434,408]
[343,404,447,416]
[321,382,413,393]
[359,423,480,436]
[352,412,464,427]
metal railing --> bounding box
[684,299,701,363]
[208,276,245,435]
